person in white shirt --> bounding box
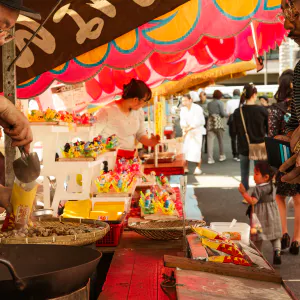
[180,94,206,175]
[226,89,241,161]
[96,79,160,150]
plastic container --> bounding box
[62,199,92,219]
[96,213,126,247]
[96,221,124,247]
[90,201,126,221]
[91,197,131,213]
[210,222,250,245]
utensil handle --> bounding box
[18,146,29,164]
[0,258,26,291]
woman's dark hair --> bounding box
[259,95,269,104]
[213,90,223,100]
[122,78,152,102]
[274,69,293,103]
[240,83,258,106]
[254,161,275,195]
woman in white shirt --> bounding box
[180,94,206,175]
[96,79,160,150]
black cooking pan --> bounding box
[0,244,102,299]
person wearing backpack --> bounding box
[268,69,300,254]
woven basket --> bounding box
[128,219,206,240]
[0,217,110,246]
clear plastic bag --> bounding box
[250,211,263,236]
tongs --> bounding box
[13,147,41,183]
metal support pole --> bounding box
[180,175,187,256]
[2,29,16,187]
[148,104,151,154]
[264,52,268,85]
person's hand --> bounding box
[0,97,33,153]
[238,183,247,195]
[0,31,14,46]
[279,153,300,184]
[148,134,160,147]
[290,126,300,154]
[0,185,12,214]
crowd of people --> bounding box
[179,68,300,264]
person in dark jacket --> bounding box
[233,83,268,203]
[226,89,241,161]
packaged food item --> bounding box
[208,256,251,266]
[201,238,244,258]
[192,227,226,241]
[222,232,242,241]
[2,180,38,231]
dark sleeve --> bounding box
[262,107,268,135]
[286,98,298,134]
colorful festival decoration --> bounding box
[17,0,285,102]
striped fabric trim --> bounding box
[286,61,300,133]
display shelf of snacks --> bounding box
[50,151,118,213]
[93,157,141,199]
[57,135,118,162]
[29,109,96,127]
[127,175,183,227]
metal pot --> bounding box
[0,244,102,299]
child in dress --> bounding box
[238,161,282,265]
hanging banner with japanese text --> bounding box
[1,0,188,89]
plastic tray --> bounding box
[210,222,250,245]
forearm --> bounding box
[241,192,258,205]
[0,96,11,118]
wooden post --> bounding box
[2,29,16,187]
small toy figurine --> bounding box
[84,142,91,152]
[139,190,156,214]
[106,134,118,149]
[164,198,170,209]
[103,161,109,173]
[64,143,71,153]
[80,113,89,125]
[93,135,102,144]
[117,179,123,189]
[160,175,168,186]
[89,115,96,124]
[99,177,106,187]
[145,194,151,208]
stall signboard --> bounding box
[51,83,90,112]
